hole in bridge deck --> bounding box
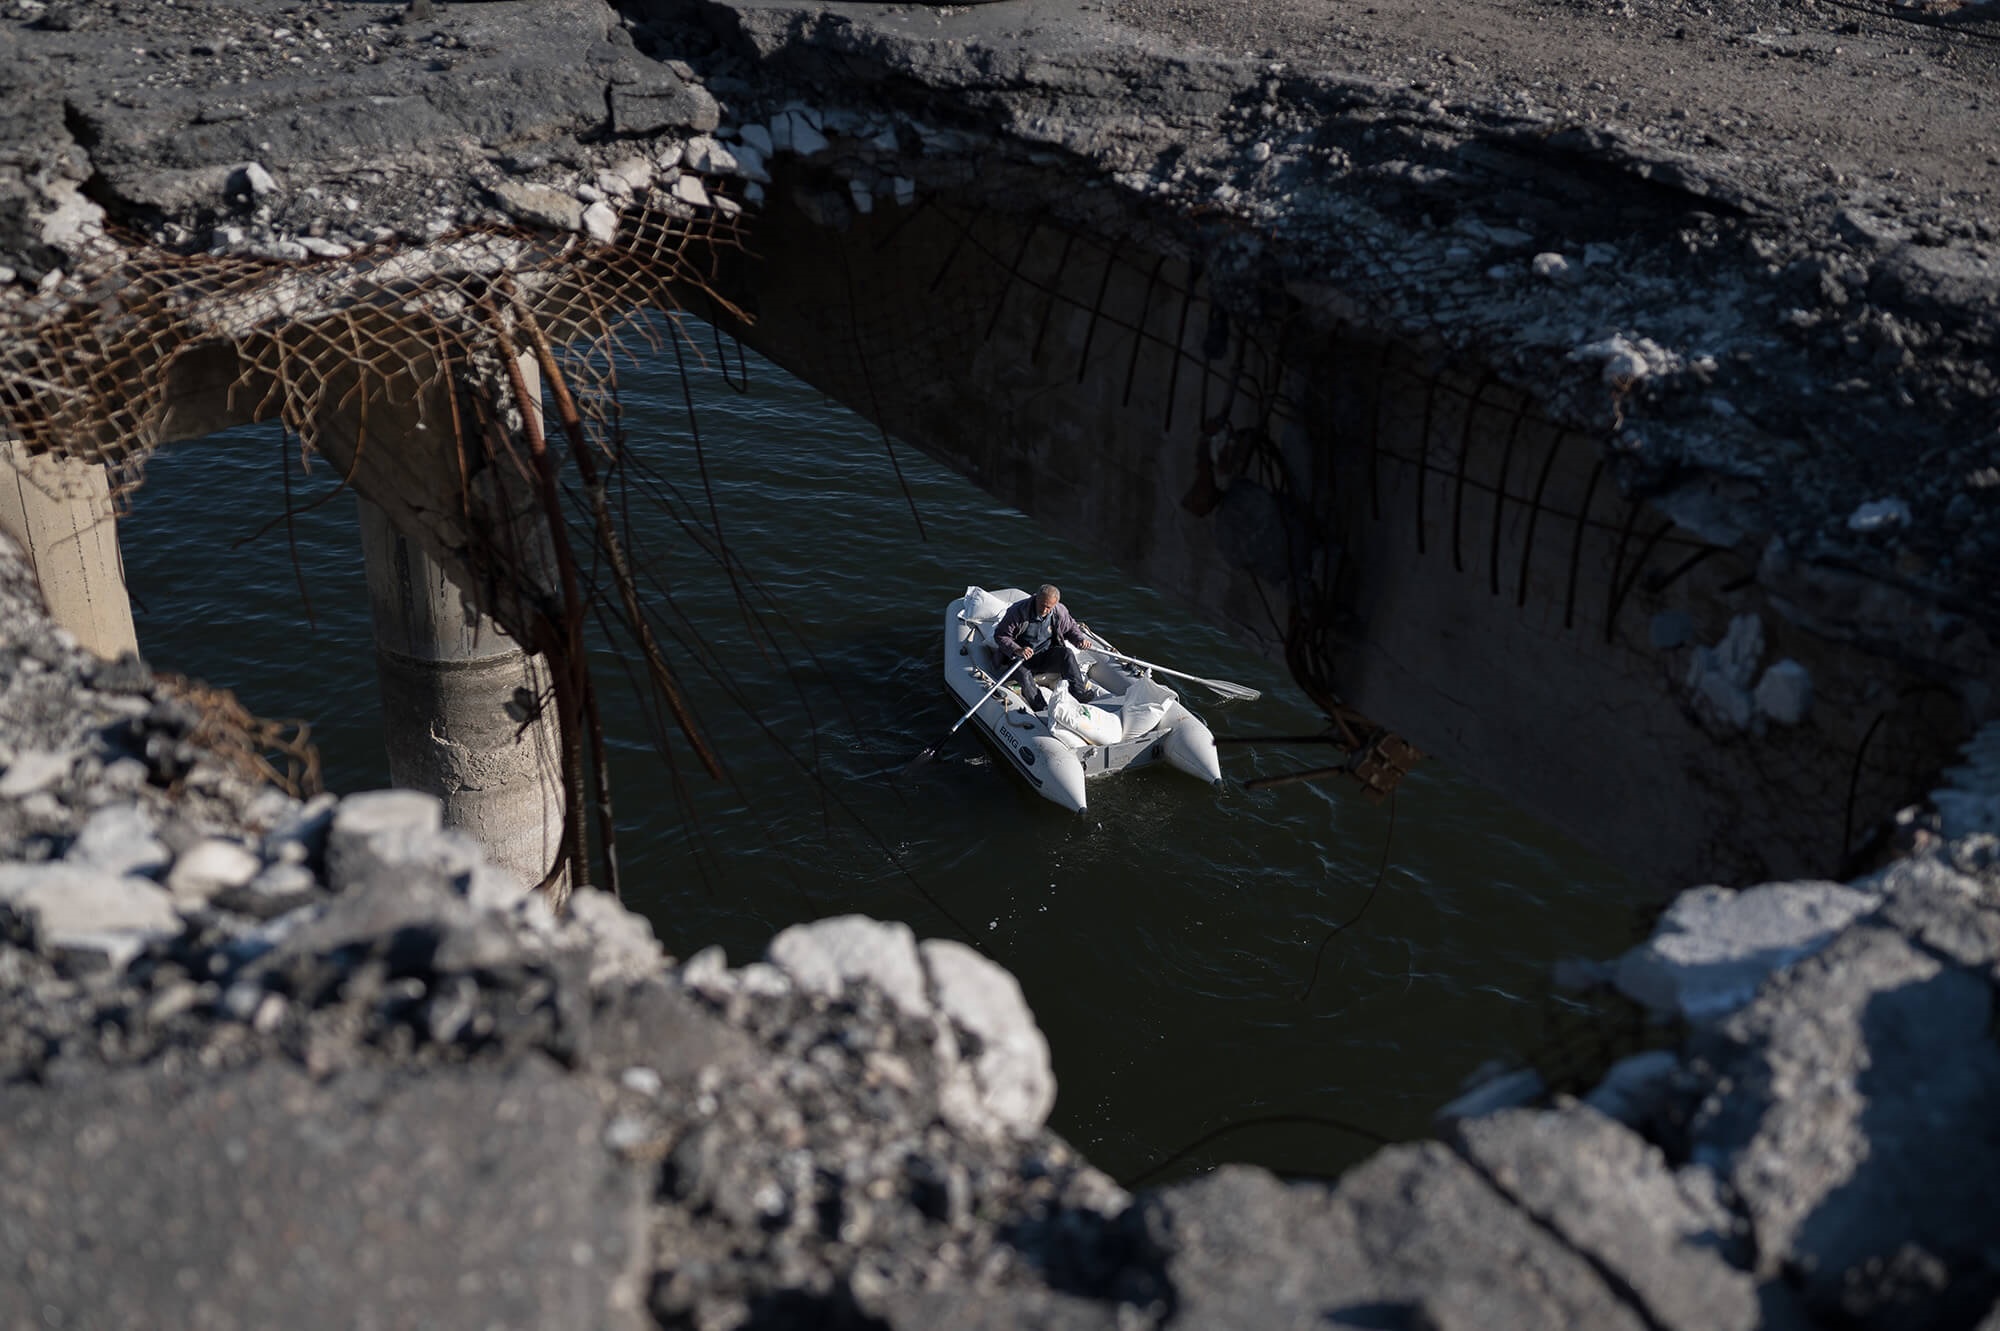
[116,319,1634,1185]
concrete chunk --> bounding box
[671,174,710,210]
[0,748,70,798]
[681,135,737,176]
[565,887,666,987]
[67,802,170,878]
[1846,496,1910,532]
[1583,1049,1681,1126]
[1531,251,1577,283]
[0,862,178,964]
[1684,613,1764,731]
[729,142,771,183]
[609,75,719,134]
[1753,659,1812,725]
[324,789,446,892]
[1455,1106,1759,1331]
[581,199,619,245]
[254,872,469,969]
[263,790,335,857]
[1691,925,2000,1325]
[165,838,261,901]
[1615,880,1879,1021]
[607,156,652,193]
[1149,1149,1648,1331]
[787,111,829,156]
[1865,855,2000,969]
[767,915,928,1019]
[487,181,585,233]
[920,938,1055,1137]
[229,161,278,198]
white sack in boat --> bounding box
[1048,682,1124,746]
[1117,675,1177,738]
[961,585,1012,624]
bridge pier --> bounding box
[351,361,565,896]
[0,443,138,660]
[359,496,564,895]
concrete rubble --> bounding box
[0,535,1995,1327]
[0,0,1998,1325]
[1614,879,1882,1020]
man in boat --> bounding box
[994,584,1098,711]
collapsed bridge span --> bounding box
[0,0,1995,887]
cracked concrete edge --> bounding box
[1433,737,2000,1328]
[689,1,1999,626]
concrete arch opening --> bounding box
[697,176,1980,888]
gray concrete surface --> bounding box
[0,1060,652,1331]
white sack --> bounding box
[1117,675,1177,739]
[961,585,1013,624]
[1048,681,1124,746]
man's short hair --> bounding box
[1036,584,1061,602]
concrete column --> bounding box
[354,364,565,894]
[0,442,138,660]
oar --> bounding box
[900,657,1026,775]
[1091,648,1261,702]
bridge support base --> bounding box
[359,497,564,896]
[0,443,138,661]
[352,358,565,897]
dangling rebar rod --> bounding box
[488,305,594,904]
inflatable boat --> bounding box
[942,587,1223,812]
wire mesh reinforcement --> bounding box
[155,671,323,801]
[1,201,746,477]
[1,196,755,904]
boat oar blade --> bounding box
[899,743,944,778]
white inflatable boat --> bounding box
[942,586,1223,812]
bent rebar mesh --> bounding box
[0,194,755,903]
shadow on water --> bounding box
[117,320,1637,1184]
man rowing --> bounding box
[993,584,1098,711]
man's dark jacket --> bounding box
[993,597,1085,662]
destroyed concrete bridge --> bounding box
[3,2,2000,1330]
[3,0,1998,884]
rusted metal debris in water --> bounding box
[1221,705,1421,801]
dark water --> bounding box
[119,330,1635,1183]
